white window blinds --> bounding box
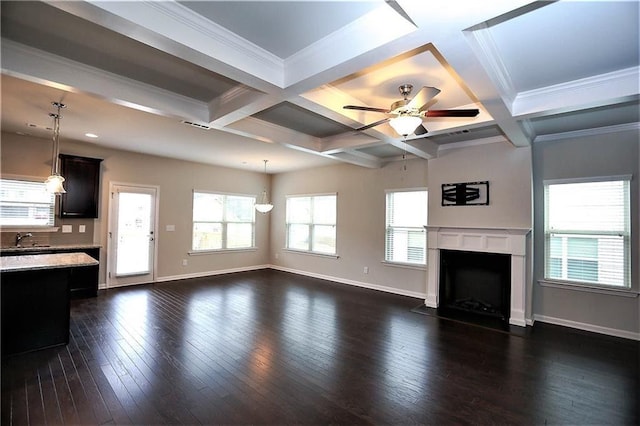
[385,190,427,265]
[544,178,630,288]
[0,179,55,227]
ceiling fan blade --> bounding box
[407,86,441,110]
[425,109,480,118]
[343,105,390,114]
[414,124,428,135]
[355,117,390,132]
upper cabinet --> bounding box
[59,154,102,218]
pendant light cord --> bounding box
[49,102,65,176]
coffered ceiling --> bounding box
[1,1,638,173]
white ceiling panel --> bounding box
[1,0,637,171]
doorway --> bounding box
[107,183,158,288]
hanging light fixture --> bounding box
[44,102,66,194]
[254,160,273,213]
[389,114,422,137]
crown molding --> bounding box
[513,67,640,118]
[437,135,509,152]
[533,122,640,143]
[464,23,517,106]
[284,5,416,87]
[91,1,285,87]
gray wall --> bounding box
[269,159,429,297]
[428,141,532,229]
[1,132,271,284]
[3,129,638,339]
[532,129,639,338]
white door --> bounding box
[108,184,158,288]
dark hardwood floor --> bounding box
[2,269,638,425]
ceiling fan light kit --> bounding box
[344,83,479,137]
[389,115,423,136]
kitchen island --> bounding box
[1,253,98,357]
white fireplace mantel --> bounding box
[425,226,531,327]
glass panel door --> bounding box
[108,184,157,288]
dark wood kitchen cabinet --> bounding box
[59,154,102,218]
[0,247,100,298]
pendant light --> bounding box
[44,102,66,194]
[254,160,273,214]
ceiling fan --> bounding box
[343,84,479,137]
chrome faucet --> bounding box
[15,232,33,247]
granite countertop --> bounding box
[0,244,101,253]
[0,252,99,272]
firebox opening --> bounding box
[438,249,511,326]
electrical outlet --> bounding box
[62,225,72,233]
[275,253,279,259]
[79,225,86,233]
[182,259,188,266]
[363,266,369,274]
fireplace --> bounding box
[438,249,511,324]
[425,226,531,327]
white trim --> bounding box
[0,226,60,233]
[285,192,338,199]
[192,189,257,198]
[543,174,632,186]
[107,182,160,289]
[436,136,509,153]
[282,248,339,259]
[155,264,269,283]
[189,247,258,255]
[538,279,637,297]
[381,260,426,271]
[534,314,640,341]
[512,67,640,118]
[270,265,426,299]
[384,187,428,194]
[534,122,640,144]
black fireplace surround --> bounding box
[438,249,511,324]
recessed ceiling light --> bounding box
[85,133,99,138]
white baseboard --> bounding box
[534,314,640,341]
[155,264,270,283]
[270,265,426,299]
[98,265,270,290]
[98,264,425,300]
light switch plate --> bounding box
[62,225,72,233]
[166,225,175,232]
[79,225,86,233]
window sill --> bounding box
[538,279,638,298]
[283,248,339,259]
[0,226,60,233]
[381,260,426,271]
[189,247,257,255]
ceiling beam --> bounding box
[1,39,210,122]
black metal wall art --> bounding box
[441,181,489,206]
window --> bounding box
[286,194,336,255]
[0,178,55,227]
[192,191,255,251]
[544,178,630,288]
[386,190,428,265]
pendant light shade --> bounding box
[254,160,273,214]
[45,174,66,194]
[45,102,66,195]
[389,115,422,136]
